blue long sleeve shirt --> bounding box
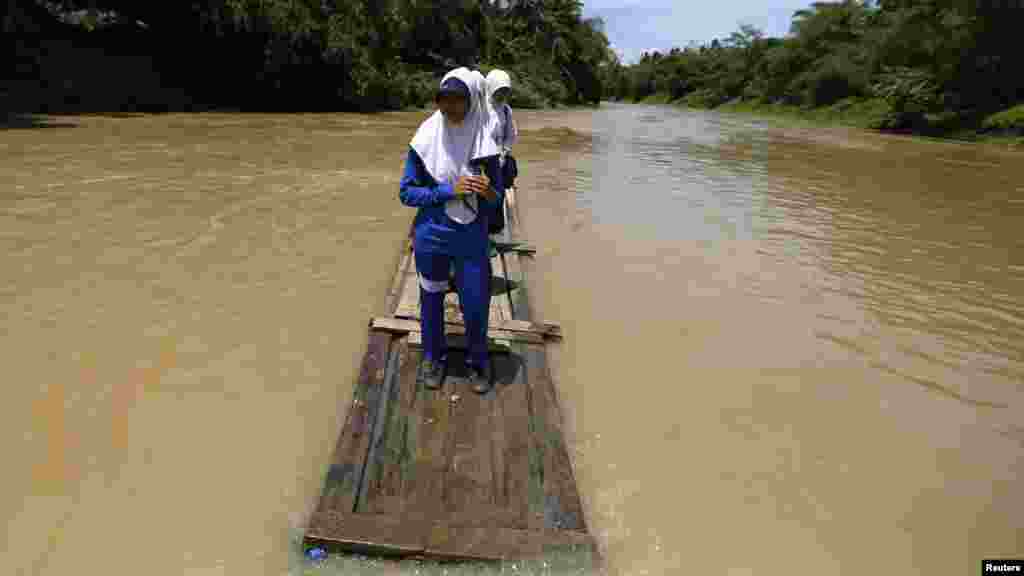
[399,148,504,259]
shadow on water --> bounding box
[0,112,78,130]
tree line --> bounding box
[601,0,1024,135]
[3,0,615,113]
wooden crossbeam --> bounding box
[370,316,561,341]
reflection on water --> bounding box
[522,103,1023,575]
[574,104,1024,408]
[2,105,1022,576]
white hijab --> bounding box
[485,69,514,149]
[410,67,499,224]
[486,69,511,98]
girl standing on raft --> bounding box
[486,69,518,158]
[486,69,518,235]
[399,67,505,394]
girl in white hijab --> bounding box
[485,69,519,235]
[485,69,518,155]
[399,67,505,394]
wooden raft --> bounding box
[304,189,596,563]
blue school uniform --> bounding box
[398,148,505,370]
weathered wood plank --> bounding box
[405,331,514,354]
[497,187,537,324]
[384,243,414,316]
[390,307,559,338]
[444,351,495,524]
[490,254,513,323]
[435,351,522,529]
[360,338,416,516]
[306,510,426,557]
[395,258,421,319]
[520,347,546,530]
[375,318,544,346]
[505,187,518,234]
[401,350,452,524]
[494,348,534,529]
[524,344,587,532]
[492,241,537,256]
[489,354,509,514]
[424,524,596,562]
[315,331,391,516]
[371,316,558,340]
[307,513,596,564]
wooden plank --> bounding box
[406,331,514,354]
[496,187,536,324]
[374,318,544,346]
[500,319,561,338]
[391,306,559,338]
[306,510,426,557]
[360,338,416,516]
[371,316,558,340]
[314,331,391,516]
[435,351,522,529]
[383,244,414,316]
[490,253,513,323]
[395,259,421,319]
[401,347,452,524]
[444,351,495,524]
[505,250,536,324]
[524,344,586,532]
[505,187,519,234]
[489,353,509,514]
[308,514,596,563]
[424,524,596,562]
[504,188,516,231]
[494,347,535,529]
[492,241,537,256]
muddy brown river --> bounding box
[2,104,1021,575]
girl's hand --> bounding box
[455,175,486,198]
[476,175,496,202]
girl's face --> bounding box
[491,87,510,106]
[438,93,469,125]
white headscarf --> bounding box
[485,69,516,150]
[410,67,499,224]
[486,69,511,97]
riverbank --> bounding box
[633,93,1024,148]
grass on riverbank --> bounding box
[715,97,889,129]
[628,92,1024,148]
[715,98,1024,147]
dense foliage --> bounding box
[3,0,615,112]
[604,0,1024,134]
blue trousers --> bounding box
[414,250,492,370]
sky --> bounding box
[582,0,813,64]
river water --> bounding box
[2,104,1021,576]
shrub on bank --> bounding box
[641,92,672,104]
[793,54,870,108]
[682,88,728,109]
[508,77,551,109]
[982,104,1024,135]
[715,96,893,130]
